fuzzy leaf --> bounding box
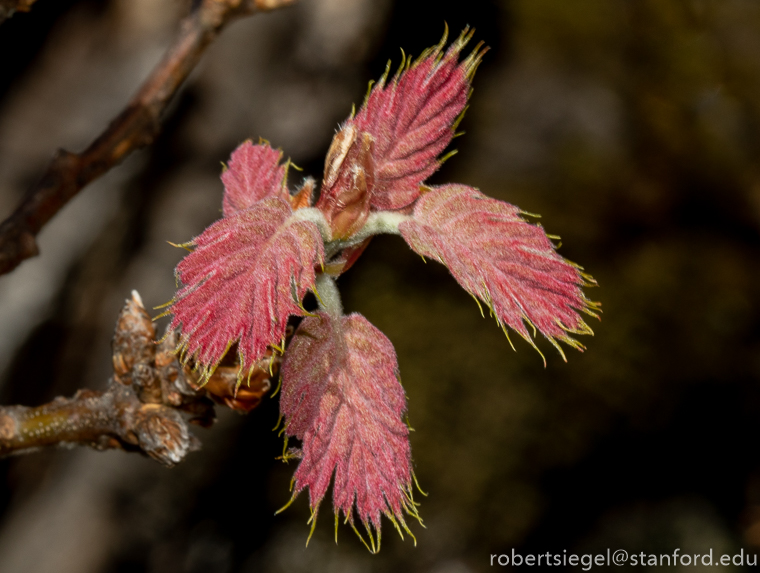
[399,184,598,360]
[350,28,484,211]
[280,311,418,547]
[170,198,324,380]
[222,141,288,216]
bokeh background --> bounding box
[1,0,760,571]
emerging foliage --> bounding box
[351,29,483,210]
[169,198,325,384]
[317,125,375,239]
[221,140,288,216]
[399,184,599,362]
[280,311,419,551]
[167,27,599,551]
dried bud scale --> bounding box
[0,290,278,462]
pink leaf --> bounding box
[170,197,324,379]
[399,184,599,361]
[280,311,419,548]
[350,28,485,211]
[222,141,288,216]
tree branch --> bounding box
[0,0,296,276]
[0,384,202,466]
[0,291,276,466]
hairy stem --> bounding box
[314,273,343,316]
[325,211,410,259]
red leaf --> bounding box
[222,141,288,216]
[170,198,324,380]
[280,311,419,548]
[350,28,485,211]
[399,184,599,361]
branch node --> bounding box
[0,290,278,464]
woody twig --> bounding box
[0,291,274,466]
[0,0,37,24]
[0,0,296,276]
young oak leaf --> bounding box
[279,311,419,551]
[169,197,325,382]
[349,27,486,211]
[221,140,289,216]
[399,184,599,361]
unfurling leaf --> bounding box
[350,27,486,211]
[399,184,599,361]
[170,198,324,382]
[280,311,419,550]
[222,141,288,216]
[316,125,375,239]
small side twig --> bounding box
[0,0,296,276]
[0,291,274,466]
[0,0,36,24]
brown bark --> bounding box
[0,291,275,466]
[0,0,296,276]
[0,384,201,466]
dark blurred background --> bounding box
[1,0,760,571]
